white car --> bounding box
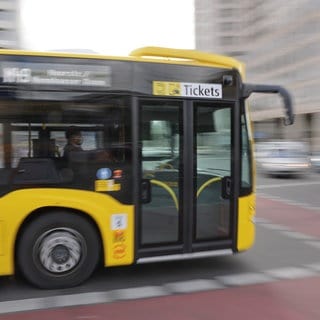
[310,152,320,172]
[255,141,310,177]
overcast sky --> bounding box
[20,0,195,55]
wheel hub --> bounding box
[35,229,84,274]
[51,244,70,264]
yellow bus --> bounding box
[0,47,294,289]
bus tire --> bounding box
[17,211,101,289]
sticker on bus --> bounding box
[95,179,121,192]
[112,243,126,259]
[111,213,128,230]
[153,81,222,99]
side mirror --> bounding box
[241,84,294,126]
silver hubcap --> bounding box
[35,228,85,274]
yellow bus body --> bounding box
[237,194,256,251]
[0,46,260,281]
[0,189,134,275]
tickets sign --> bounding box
[153,81,222,99]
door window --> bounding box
[240,113,252,194]
[195,105,232,241]
[140,102,182,245]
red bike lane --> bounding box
[256,196,320,238]
[1,196,320,320]
[1,277,320,320]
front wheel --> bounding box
[17,211,101,289]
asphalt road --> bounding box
[256,170,320,209]
[0,169,320,316]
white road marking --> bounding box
[0,292,114,314]
[304,241,320,249]
[164,279,224,293]
[1,263,320,315]
[110,286,169,301]
[265,267,318,279]
[259,223,292,231]
[305,262,320,272]
[257,193,320,212]
[215,272,274,286]
[257,180,320,190]
[280,231,318,241]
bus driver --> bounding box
[63,126,83,159]
[64,126,114,162]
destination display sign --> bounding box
[0,62,112,89]
[153,81,222,99]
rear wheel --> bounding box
[17,211,101,289]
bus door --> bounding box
[137,100,235,258]
[193,103,233,247]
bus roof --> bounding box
[0,46,245,76]
[0,46,243,101]
[130,47,245,75]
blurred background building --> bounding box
[0,0,319,151]
[195,0,320,152]
[0,0,20,49]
